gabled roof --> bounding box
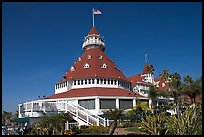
[128,74,153,88]
[88,27,99,35]
[62,48,129,82]
[46,88,145,99]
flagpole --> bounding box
[92,8,94,27]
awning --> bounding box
[10,117,29,123]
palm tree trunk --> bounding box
[108,120,117,135]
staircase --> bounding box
[58,102,107,126]
[20,101,108,127]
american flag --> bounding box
[93,9,102,15]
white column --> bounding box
[133,99,136,107]
[95,98,100,113]
[149,99,152,108]
[18,104,22,118]
[116,99,119,109]
[31,101,34,117]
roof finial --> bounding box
[145,54,149,64]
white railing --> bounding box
[20,101,108,127]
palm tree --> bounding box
[146,64,155,75]
[148,86,158,111]
[169,72,183,116]
[103,108,124,135]
[159,69,170,82]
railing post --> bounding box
[87,114,89,125]
[97,118,99,126]
[103,117,106,127]
[107,119,109,126]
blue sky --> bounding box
[2,2,202,113]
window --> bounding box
[100,99,116,109]
[85,79,87,84]
[70,66,75,71]
[114,80,117,85]
[78,57,82,61]
[111,80,113,85]
[79,99,95,109]
[107,79,110,84]
[81,80,83,85]
[97,79,99,84]
[84,63,90,69]
[78,80,80,85]
[74,80,76,85]
[87,55,91,59]
[119,99,133,109]
[101,63,107,68]
[104,79,106,84]
[88,79,91,84]
[92,79,95,84]
[98,55,103,59]
[65,82,67,86]
[100,79,103,84]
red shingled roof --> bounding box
[47,88,144,99]
[142,63,149,75]
[128,74,153,88]
[62,48,129,82]
[88,27,99,35]
[154,77,169,91]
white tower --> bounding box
[82,27,106,51]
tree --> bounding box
[103,108,124,135]
[31,112,74,135]
[146,64,155,75]
[159,69,170,82]
[2,111,12,125]
[148,86,158,110]
[169,72,183,116]
[183,76,202,108]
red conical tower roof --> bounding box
[62,48,129,82]
[142,63,149,75]
[88,27,99,35]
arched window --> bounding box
[107,79,110,84]
[104,79,106,84]
[111,80,113,85]
[84,63,90,69]
[98,55,103,59]
[101,63,107,68]
[87,55,92,59]
[70,66,75,71]
[100,79,103,84]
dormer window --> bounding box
[84,63,90,69]
[87,55,91,59]
[98,55,103,59]
[70,66,75,71]
[101,63,107,68]
[78,57,82,61]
